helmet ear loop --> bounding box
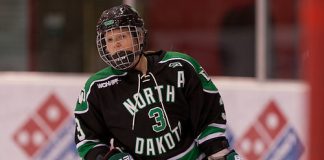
[142,30,148,51]
[129,27,144,53]
[132,28,142,65]
[134,28,147,52]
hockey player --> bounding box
[74,4,240,160]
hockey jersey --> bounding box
[74,51,230,160]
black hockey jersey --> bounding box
[74,51,230,160]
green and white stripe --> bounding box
[160,52,218,93]
[74,67,127,114]
[197,123,226,145]
[168,141,204,160]
[76,139,108,158]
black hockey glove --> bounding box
[96,148,134,160]
[223,150,240,160]
[104,148,134,160]
[208,150,241,160]
[95,137,134,160]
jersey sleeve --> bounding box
[74,81,110,159]
[182,55,230,156]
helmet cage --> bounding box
[96,25,145,70]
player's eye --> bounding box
[106,37,113,43]
[121,33,127,39]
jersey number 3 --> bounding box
[75,118,86,141]
[148,107,166,133]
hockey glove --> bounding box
[103,148,134,160]
[208,149,241,160]
[224,150,241,160]
[108,152,134,160]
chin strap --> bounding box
[123,52,143,71]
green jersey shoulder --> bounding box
[161,51,218,92]
[74,67,126,114]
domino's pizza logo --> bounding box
[12,93,79,159]
[235,100,304,160]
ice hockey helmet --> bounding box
[96,4,147,70]
[96,4,145,32]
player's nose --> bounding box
[114,41,122,49]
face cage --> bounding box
[96,26,145,70]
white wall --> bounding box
[0,73,308,159]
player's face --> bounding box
[105,28,138,54]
